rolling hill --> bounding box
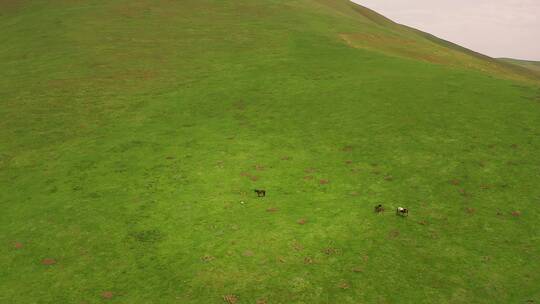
[499,57,540,75]
[1,0,539,303]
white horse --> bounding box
[396,207,409,216]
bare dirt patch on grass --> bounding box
[14,242,24,249]
[41,258,56,265]
[223,294,238,304]
[303,175,313,180]
[201,255,215,262]
[323,247,340,255]
[101,291,114,299]
[512,211,522,217]
[450,179,460,185]
[338,281,350,289]
[292,241,304,251]
[297,219,307,225]
[266,207,279,212]
[304,257,314,264]
[319,179,329,185]
[466,208,476,214]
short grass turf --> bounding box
[1,0,540,303]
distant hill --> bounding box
[1,0,539,303]
[499,57,540,74]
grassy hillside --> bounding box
[1,0,539,303]
[499,58,540,74]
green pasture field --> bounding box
[1,0,539,303]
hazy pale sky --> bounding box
[352,0,540,61]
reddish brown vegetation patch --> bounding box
[240,172,250,177]
[254,165,265,171]
[417,220,428,226]
[319,179,329,185]
[304,168,317,173]
[345,160,353,164]
[338,281,350,289]
[297,219,307,225]
[41,258,56,265]
[223,294,238,304]
[352,267,363,273]
[14,242,24,249]
[256,299,267,304]
[303,175,313,180]
[450,179,460,185]
[243,250,254,257]
[350,191,359,196]
[266,207,279,212]
[466,208,476,214]
[101,291,114,299]
[250,175,259,181]
[512,211,521,217]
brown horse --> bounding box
[374,204,385,213]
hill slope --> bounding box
[499,57,540,74]
[1,0,539,303]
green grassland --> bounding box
[1,0,539,303]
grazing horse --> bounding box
[396,207,408,216]
[374,204,385,213]
[254,189,266,197]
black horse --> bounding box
[254,189,266,197]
